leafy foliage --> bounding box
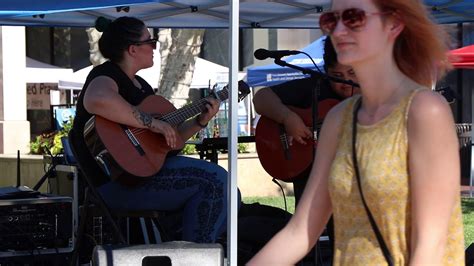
[181,143,197,155]
[238,143,249,153]
[30,118,73,155]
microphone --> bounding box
[254,48,301,60]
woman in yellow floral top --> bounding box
[249,0,464,265]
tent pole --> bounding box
[227,0,239,265]
[471,76,474,197]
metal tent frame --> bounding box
[1,1,474,265]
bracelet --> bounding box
[195,116,208,128]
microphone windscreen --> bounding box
[254,48,269,60]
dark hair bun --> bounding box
[95,17,112,32]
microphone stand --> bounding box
[273,57,360,266]
[273,58,359,90]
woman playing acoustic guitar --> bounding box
[71,16,237,243]
[253,36,359,197]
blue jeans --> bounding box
[97,156,239,243]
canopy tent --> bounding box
[26,57,73,83]
[57,56,165,90]
[26,57,74,109]
[449,45,474,69]
[57,56,242,90]
[0,0,328,28]
[1,1,474,265]
[0,0,473,28]
[246,35,326,87]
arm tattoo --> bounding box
[132,107,153,128]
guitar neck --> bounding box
[159,89,229,126]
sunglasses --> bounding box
[319,8,392,35]
[132,38,158,49]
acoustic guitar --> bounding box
[255,99,339,182]
[84,80,250,184]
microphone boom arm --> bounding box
[272,58,360,158]
[273,58,360,88]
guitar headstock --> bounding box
[237,80,251,102]
[213,80,251,102]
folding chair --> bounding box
[66,129,172,265]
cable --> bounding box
[271,178,288,212]
[33,146,61,191]
[300,51,324,74]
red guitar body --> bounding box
[84,95,184,184]
[255,99,339,182]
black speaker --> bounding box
[92,241,224,266]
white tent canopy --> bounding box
[58,56,244,90]
[26,57,73,83]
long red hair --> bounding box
[373,0,451,87]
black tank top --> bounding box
[71,61,154,187]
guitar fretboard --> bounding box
[157,89,229,126]
[456,123,471,148]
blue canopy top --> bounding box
[0,0,472,28]
[0,0,159,17]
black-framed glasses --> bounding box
[132,38,158,49]
[319,8,392,35]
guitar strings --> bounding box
[128,98,207,135]
[127,90,229,136]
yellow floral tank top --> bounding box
[328,89,464,265]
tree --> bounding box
[158,28,205,107]
[86,28,106,66]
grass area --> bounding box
[244,196,295,214]
[244,196,474,248]
[462,197,474,247]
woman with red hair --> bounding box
[249,0,464,265]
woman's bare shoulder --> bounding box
[85,75,119,94]
[88,75,117,88]
[324,96,356,123]
[409,89,452,122]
